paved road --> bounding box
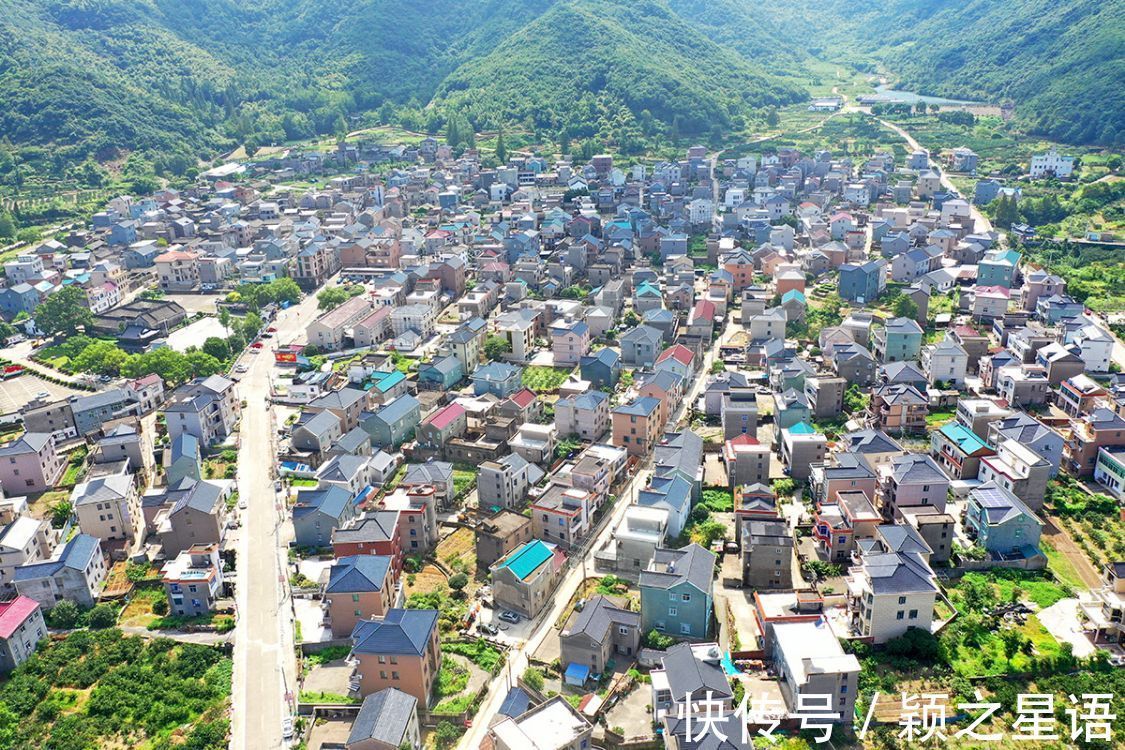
[877,118,994,234]
[231,290,324,750]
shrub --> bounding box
[86,604,118,629]
[523,667,545,691]
[448,572,469,592]
[885,628,941,662]
[47,600,80,629]
[152,597,169,616]
[643,629,676,650]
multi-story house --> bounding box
[325,555,399,638]
[164,375,240,448]
[978,438,1052,511]
[872,318,924,363]
[445,317,487,374]
[996,365,1051,408]
[846,545,938,644]
[531,483,595,549]
[1065,408,1125,478]
[0,433,65,494]
[161,544,224,618]
[555,391,610,442]
[770,618,860,721]
[1058,374,1109,418]
[307,295,376,351]
[549,320,590,366]
[154,249,200,292]
[611,397,661,457]
[965,482,1043,557]
[478,454,544,510]
[364,395,421,450]
[869,384,927,435]
[0,596,45,673]
[741,519,793,589]
[349,608,441,704]
[474,510,534,569]
[780,423,828,481]
[920,337,968,387]
[810,453,878,505]
[71,473,139,543]
[722,434,770,488]
[815,489,882,564]
[471,362,523,399]
[13,533,105,610]
[490,539,564,619]
[878,454,950,519]
[620,325,664,368]
[640,544,715,640]
[559,595,641,678]
[930,422,995,480]
[490,697,592,750]
[987,412,1065,477]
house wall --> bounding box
[640,582,711,639]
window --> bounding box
[668,607,677,617]
[909,609,918,620]
[898,596,907,605]
[352,594,360,602]
[669,592,677,601]
[391,671,399,680]
[681,593,691,602]
[380,670,387,679]
[618,626,630,636]
[680,623,691,635]
[896,611,905,620]
[354,609,362,616]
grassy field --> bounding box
[521,366,572,392]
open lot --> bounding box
[165,293,225,315]
[0,372,85,414]
[167,316,232,352]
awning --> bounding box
[563,662,590,686]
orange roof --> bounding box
[508,388,537,409]
[656,344,694,366]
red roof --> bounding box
[425,403,466,431]
[0,596,39,639]
[508,388,537,409]
[976,285,1011,298]
[726,433,761,447]
[691,300,716,322]
[656,344,694,367]
[829,212,853,223]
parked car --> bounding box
[478,622,499,636]
[281,717,294,740]
[498,610,521,624]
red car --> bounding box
[250,342,264,349]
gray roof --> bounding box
[71,474,133,506]
[333,511,400,544]
[969,481,1040,526]
[374,394,420,424]
[889,454,947,485]
[335,426,373,454]
[351,608,438,656]
[862,551,938,595]
[13,533,99,581]
[653,431,703,482]
[0,432,52,456]
[309,387,367,412]
[640,544,715,593]
[294,409,340,438]
[169,478,225,516]
[659,642,732,701]
[841,429,903,455]
[326,555,393,594]
[347,688,418,747]
[563,595,639,645]
[403,461,453,485]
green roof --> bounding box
[939,422,990,455]
[496,540,553,581]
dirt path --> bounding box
[1041,515,1103,589]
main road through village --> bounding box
[231,287,324,750]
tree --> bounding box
[218,307,232,334]
[623,310,640,327]
[766,107,780,128]
[434,721,463,749]
[152,598,168,616]
[201,337,231,361]
[86,604,117,629]
[0,211,15,239]
[317,286,352,311]
[710,360,726,374]
[483,335,511,360]
[844,384,869,414]
[240,312,263,340]
[893,295,919,320]
[644,629,676,650]
[448,572,468,593]
[270,277,302,305]
[35,286,92,335]
[47,600,80,629]
[48,499,72,528]
[495,127,508,164]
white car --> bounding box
[238,497,248,510]
[281,717,294,740]
[34,391,50,400]
[235,363,249,373]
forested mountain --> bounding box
[0,0,1118,192]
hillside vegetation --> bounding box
[0,0,1118,203]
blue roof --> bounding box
[613,396,661,417]
[327,555,393,594]
[939,422,990,455]
[496,540,554,581]
[375,394,420,424]
[473,362,521,382]
[13,533,99,581]
[292,485,354,522]
[565,662,591,684]
[498,687,533,718]
[781,289,807,304]
[788,421,818,435]
[351,609,438,656]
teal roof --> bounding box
[781,289,807,304]
[371,370,406,393]
[939,422,990,455]
[789,421,818,435]
[496,540,553,581]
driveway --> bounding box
[1038,598,1097,658]
[294,598,331,644]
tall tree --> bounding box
[35,286,92,336]
[495,127,507,164]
